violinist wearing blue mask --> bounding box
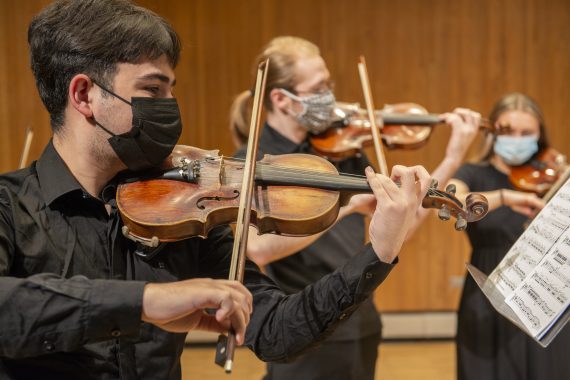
[493,133,539,166]
[447,92,570,380]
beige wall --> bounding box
[1,0,569,311]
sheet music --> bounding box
[505,229,570,338]
[489,179,570,296]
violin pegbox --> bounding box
[422,180,489,231]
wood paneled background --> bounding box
[1,0,569,311]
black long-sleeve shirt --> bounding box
[235,124,381,341]
[0,141,395,379]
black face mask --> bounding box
[92,81,182,171]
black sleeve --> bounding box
[0,189,145,359]
[197,227,395,362]
[453,163,479,190]
[245,245,394,362]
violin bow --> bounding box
[214,59,269,373]
[357,56,388,175]
[355,57,490,229]
[19,127,34,169]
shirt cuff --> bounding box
[85,279,146,341]
[341,243,398,304]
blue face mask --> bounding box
[493,135,539,166]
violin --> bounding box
[508,147,567,196]
[116,145,489,247]
[309,102,506,160]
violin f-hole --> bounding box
[196,190,240,210]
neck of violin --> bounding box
[380,113,492,130]
[381,113,441,126]
[255,165,371,193]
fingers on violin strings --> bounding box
[365,166,392,202]
[390,165,416,193]
[441,112,461,126]
[411,165,431,198]
[454,107,481,126]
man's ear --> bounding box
[68,74,95,118]
[269,88,291,114]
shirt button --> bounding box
[43,340,55,351]
[365,272,373,279]
[339,313,347,320]
[111,329,121,337]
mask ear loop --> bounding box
[92,79,132,106]
[90,80,134,137]
[278,88,308,117]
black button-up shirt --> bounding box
[236,124,381,341]
[0,141,395,379]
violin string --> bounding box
[191,156,370,187]
[191,157,460,200]
[175,171,460,208]
[226,157,365,178]
[198,170,452,200]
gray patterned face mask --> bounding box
[279,88,336,134]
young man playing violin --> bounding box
[0,1,434,379]
[230,36,482,380]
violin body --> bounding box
[508,147,567,196]
[117,145,489,246]
[118,146,349,243]
[310,103,437,160]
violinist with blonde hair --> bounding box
[231,36,481,380]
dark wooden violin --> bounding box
[508,147,567,196]
[116,145,489,247]
[309,102,507,160]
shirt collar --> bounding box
[36,140,85,205]
[259,123,311,155]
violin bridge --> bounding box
[218,156,225,186]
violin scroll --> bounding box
[423,180,488,231]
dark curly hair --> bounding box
[28,0,181,132]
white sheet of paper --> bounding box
[489,180,570,297]
[505,229,570,338]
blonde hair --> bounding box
[229,36,321,147]
[478,92,549,162]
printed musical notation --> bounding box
[510,294,541,330]
[506,226,570,338]
[487,178,570,340]
[491,179,570,297]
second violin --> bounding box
[309,102,505,160]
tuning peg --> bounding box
[445,183,456,195]
[455,216,467,231]
[430,178,439,189]
[438,206,451,221]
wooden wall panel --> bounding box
[1,0,569,312]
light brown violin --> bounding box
[309,102,507,160]
[116,145,489,248]
[508,147,568,196]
